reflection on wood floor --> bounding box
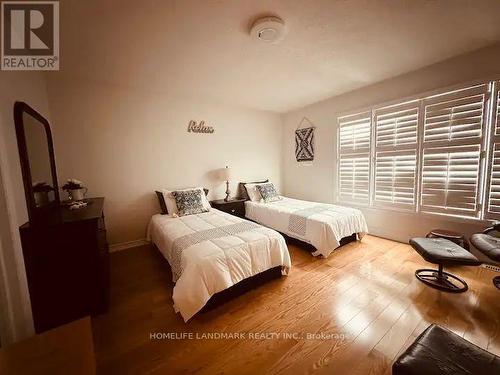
[92,235,500,375]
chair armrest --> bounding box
[483,221,500,234]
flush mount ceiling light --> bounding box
[250,16,287,43]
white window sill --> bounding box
[336,200,492,226]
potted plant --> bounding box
[62,179,87,201]
[32,182,54,207]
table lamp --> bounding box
[222,166,232,202]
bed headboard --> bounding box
[237,180,269,200]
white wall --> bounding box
[47,77,282,245]
[0,71,51,344]
[282,44,500,249]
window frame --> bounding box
[372,100,420,211]
[336,77,499,224]
[484,81,500,220]
[336,111,372,205]
[418,83,490,219]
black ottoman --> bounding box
[409,238,481,293]
[393,324,500,375]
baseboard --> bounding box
[366,226,408,244]
[109,239,149,253]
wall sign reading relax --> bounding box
[188,120,215,133]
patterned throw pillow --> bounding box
[171,189,209,216]
[256,183,282,203]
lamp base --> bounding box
[224,181,231,202]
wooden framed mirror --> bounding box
[14,101,60,224]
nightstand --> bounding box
[210,198,246,218]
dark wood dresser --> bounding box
[19,197,109,333]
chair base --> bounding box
[494,276,500,290]
[415,265,468,293]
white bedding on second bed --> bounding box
[245,197,368,258]
[147,209,291,322]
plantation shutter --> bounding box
[486,83,500,219]
[420,84,488,218]
[373,101,419,209]
[338,112,371,203]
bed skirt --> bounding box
[281,232,358,253]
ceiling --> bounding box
[55,0,500,113]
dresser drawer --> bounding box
[210,199,246,218]
[224,203,245,217]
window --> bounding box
[373,101,419,209]
[420,84,488,218]
[486,81,500,219]
[337,80,497,221]
[337,112,371,203]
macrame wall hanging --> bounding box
[295,117,315,163]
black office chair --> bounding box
[470,222,500,290]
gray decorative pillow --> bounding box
[256,183,282,203]
[172,189,209,216]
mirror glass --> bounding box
[23,112,55,207]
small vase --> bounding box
[67,188,87,201]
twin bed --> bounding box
[148,208,291,321]
[148,182,368,321]
[246,196,368,258]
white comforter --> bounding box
[147,209,291,322]
[245,197,368,258]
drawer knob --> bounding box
[231,209,235,213]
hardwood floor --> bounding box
[92,235,500,374]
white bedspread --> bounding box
[147,209,291,322]
[245,197,368,258]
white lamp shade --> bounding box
[221,166,232,180]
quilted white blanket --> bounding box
[147,209,291,322]
[245,197,368,258]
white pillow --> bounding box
[244,183,264,202]
[160,189,178,215]
[161,187,210,215]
